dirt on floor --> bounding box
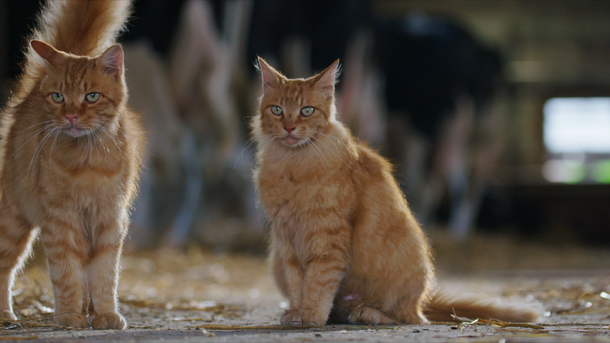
[2,233,610,342]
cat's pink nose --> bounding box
[65,114,78,125]
[284,125,295,134]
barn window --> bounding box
[542,97,610,183]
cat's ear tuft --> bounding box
[257,56,282,90]
[98,44,124,75]
[314,59,341,98]
[31,40,61,65]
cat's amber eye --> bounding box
[51,93,64,103]
[301,107,315,117]
[271,106,283,116]
[85,93,101,103]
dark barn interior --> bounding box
[1,1,610,341]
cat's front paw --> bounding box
[55,313,89,328]
[2,310,17,321]
[90,312,127,330]
[280,309,326,326]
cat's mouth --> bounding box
[282,133,311,147]
[63,127,92,137]
[281,135,313,148]
[283,135,299,145]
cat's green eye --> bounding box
[301,107,315,117]
[85,93,100,103]
[271,106,283,116]
[51,93,64,103]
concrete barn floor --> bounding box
[2,233,610,342]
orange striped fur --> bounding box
[252,58,539,326]
[0,0,142,329]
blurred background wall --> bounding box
[2,0,610,252]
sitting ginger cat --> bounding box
[251,57,538,325]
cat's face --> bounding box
[32,40,126,138]
[257,58,339,148]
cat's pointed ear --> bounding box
[30,40,63,65]
[313,59,341,98]
[97,44,124,75]
[257,56,283,90]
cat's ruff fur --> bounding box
[252,57,539,326]
[0,0,142,330]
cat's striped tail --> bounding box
[32,0,131,56]
[424,291,541,323]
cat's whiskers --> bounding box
[313,131,344,151]
[48,129,61,166]
[103,119,128,138]
[74,119,119,157]
[305,138,330,167]
[96,127,113,157]
[258,136,279,155]
[92,129,109,155]
[310,134,335,153]
[20,120,56,133]
[307,135,328,156]
[16,122,57,155]
[86,133,92,161]
[28,127,59,179]
[91,130,102,160]
[305,139,322,165]
[310,133,358,173]
[97,124,124,165]
[293,135,313,148]
[310,133,345,159]
[258,129,279,149]
[234,138,257,169]
[259,134,281,157]
[98,125,121,150]
[271,137,280,157]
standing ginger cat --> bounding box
[0,0,143,329]
[252,58,539,325]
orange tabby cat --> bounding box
[252,57,539,325]
[0,0,143,329]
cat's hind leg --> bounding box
[0,204,36,321]
[328,303,395,325]
[348,306,395,325]
[390,295,429,324]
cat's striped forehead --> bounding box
[265,78,326,107]
[51,58,98,90]
[41,55,125,102]
[278,80,311,105]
